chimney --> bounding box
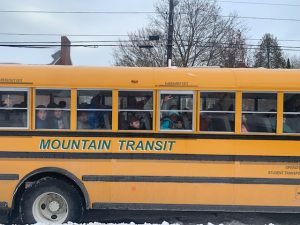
[50,36,72,65]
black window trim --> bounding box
[0,87,29,130]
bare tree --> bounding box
[114,28,166,67]
[290,55,300,68]
[218,30,247,68]
[114,0,247,67]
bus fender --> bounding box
[12,167,91,210]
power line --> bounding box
[0,32,129,37]
[2,40,300,48]
[0,40,145,44]
[215,0,300,7]
[0,10,157,14]
[0,10,300,22]
[246,38,300,42]
[221,15,300,22]
[1,33,300,43]
[1,43,300,52]
[0,44,121,48]
[1,40,300,50]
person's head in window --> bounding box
[169,111,179,120]
[128,116,140,130]
[52,101,66,119]
[77,111,89,129]
[36,105,49,129]
[54,109,63,119]
[174,117,183,129]
[161,111,180,130]
[59,100,66,108]
[91,95,102,108]
[52,104,68,129]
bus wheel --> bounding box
[19,177,84,224]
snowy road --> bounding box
[30,222,275,225]
[1,210,299,224]
[80,210,297,225]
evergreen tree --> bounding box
[254,33,285,68]
[286,58,291,69]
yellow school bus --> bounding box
[1,65,300,224]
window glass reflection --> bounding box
[77,90,112,130]
[0,90,28,128]
[160,92,193,131]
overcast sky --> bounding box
[0,0,299,66]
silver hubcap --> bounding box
[32,192,68,224]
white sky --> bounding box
[0,0,299,66]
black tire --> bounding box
[19,177,84,224]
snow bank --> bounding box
[33,222,179,225]
[0,222,276,225]
[30,222,276,225]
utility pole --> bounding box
[166,0,175,67]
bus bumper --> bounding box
[0,202,9,223]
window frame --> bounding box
[282,92,300,134]
[159,90,195,132]
[118,89,154,132]
[0,87,29,130]
[76,88,113,131]
[241,91,278,134]
[35,88,71,130]
[199,91,236,133]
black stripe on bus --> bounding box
[92,203,300,213]
[2,130,300,141]
[0,174,19,180]
[82,175,300,185]
[0,151,300,163]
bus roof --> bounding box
[0,64,299,91]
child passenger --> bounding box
[36,105,50,129]
[128,116,141,130]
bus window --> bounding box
[283,93,300,133]
[160,91,193,131]
[77,90,112,130]
[35,89,70,130]
[242,93,277,133]
[0,88,28,128]
[200,92,235,132]
[119,91,153,130]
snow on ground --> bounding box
[0,221,278,225]
[30,222,276,225]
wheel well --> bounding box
[11,169,90,216]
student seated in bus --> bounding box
[77,111,90,129]
[128,116,141,130]
[50,104,70,129]
[161,111,183,130]
[175,117,184,129]
[88,94,111,129]
[36,105,50,129]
